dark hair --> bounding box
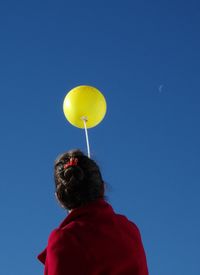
[54,149,105,210]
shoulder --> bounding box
[47,229,68,253]
[48,226,77,247]
[47,224,85,253]
[116,213,137,227]
[116,214,142,235]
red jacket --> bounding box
[37,199,148,275]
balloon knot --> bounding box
[81,116,88,122]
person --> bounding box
[37,149,149,275]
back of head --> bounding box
[54,149,105,210]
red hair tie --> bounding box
[63,158,78,169]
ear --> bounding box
[54,192,58,200]
[101,181,105,196]
[54,192,66,209]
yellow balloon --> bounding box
[63,85,107,129]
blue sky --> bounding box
[0,0,200,274]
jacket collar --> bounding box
[58,198,113,228]
[37,198,113,264]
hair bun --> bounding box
[63,166,84,185]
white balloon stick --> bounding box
[81,117,91,158]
